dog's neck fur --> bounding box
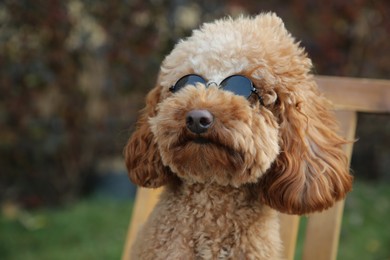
[132,181,282,259]
[168,181,260,210]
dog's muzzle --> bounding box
[186,109,214,134]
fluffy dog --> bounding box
[124,13,353,259]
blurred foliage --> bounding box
[0,0,389,207]
[1,0,89,207]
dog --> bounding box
[124,13,353,259]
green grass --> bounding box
[1,180,389,260]
[339,180,390,260]
[0,196,133,260]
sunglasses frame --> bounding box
[169,74,264,106]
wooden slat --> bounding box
[302,110,357,260]
[122,187,162,260]
[280,214,300,259]
[303,201,346,260]
[315,76,390,113]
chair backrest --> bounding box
[122,75,390,260]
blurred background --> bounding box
[0,0,389,259]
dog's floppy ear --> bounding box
[124,86,173,188]
[259,80,353,214]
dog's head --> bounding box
[124,13,353,214]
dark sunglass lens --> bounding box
[220,75,252,97]
[173,75,206,92]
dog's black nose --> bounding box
[186,109,214,134]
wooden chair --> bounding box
[122,75,390,260]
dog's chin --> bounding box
[166,134,248,186]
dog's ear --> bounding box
[259,80,353,214]
[124,86,174,188]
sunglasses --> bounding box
[169,74,264,105]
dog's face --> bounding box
[125,13,353,214]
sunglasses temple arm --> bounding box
[252,89,265,106]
